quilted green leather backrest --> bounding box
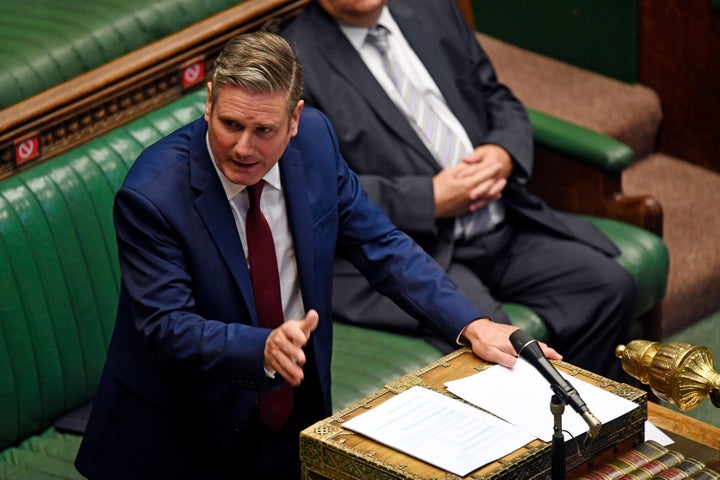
[0,90,206,450]
[0,0,243,109]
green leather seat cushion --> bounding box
[331,323,444,411]
[0,429,83,480]
[588,216,668,318]
[0,0,244,109]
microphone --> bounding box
[509,329,602,439]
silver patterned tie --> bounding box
[366,25,491,238]
[366,25,467,170]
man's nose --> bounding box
[234,132,254,155]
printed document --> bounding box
[342,385,535,476]
[445,358,638,442]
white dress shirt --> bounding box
[207,134,305,323]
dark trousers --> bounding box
[228,405,306,480]
[228,360,323,480]
[450,218,636,381]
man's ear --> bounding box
[204,82,213,121]
[290,99,304,136]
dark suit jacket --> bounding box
[75,108,484,478]
[283,0,618,262]
[282,0,619,331]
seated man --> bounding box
[282,0,636,380]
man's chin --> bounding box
[223,164,263,185]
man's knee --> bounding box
[608,262,638,312]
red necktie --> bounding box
[246,181,293,431]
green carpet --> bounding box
[659,310,720,428]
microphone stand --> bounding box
[550,394,566,480]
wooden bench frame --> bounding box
[0,0,311,180]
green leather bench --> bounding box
[0,89,667,477]
[0,0,244,110]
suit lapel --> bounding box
[188,120,258,323]
[308,4,435,170]
[279,147,316,310]
[391,2,454,92]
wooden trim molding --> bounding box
[531,145,663,235]
[647,402,720,451]
[455,0,476,27]
[0,0,311,180]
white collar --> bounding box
[205,131,282,202]
[337,6,399,50]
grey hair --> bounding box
[211,31,303,116]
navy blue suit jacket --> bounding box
[75,107,484,478]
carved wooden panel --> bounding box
[639,0,720,172]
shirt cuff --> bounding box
[456,325,470,346]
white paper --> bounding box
[445,358,639,442]
[644,421,674,446]
[342,385,535,477]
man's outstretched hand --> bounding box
[461,318,562,368]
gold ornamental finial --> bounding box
[615,340,720,411]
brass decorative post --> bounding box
[616,340,720,410]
